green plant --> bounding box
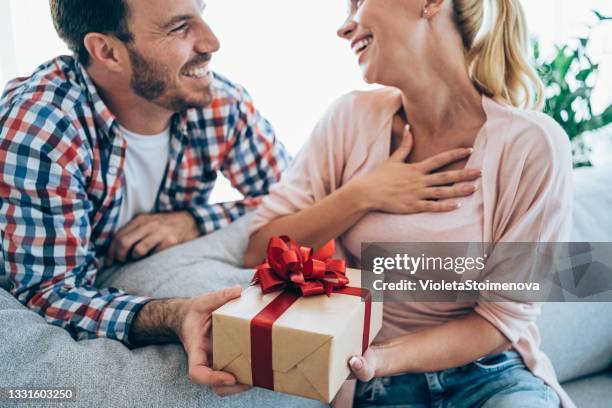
[533,10,612,167]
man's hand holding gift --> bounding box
[177,287,253,397]
[130,286,251,397]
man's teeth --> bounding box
[353,37,373,54]
[183,66,209,78]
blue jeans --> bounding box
[354,351,560,408]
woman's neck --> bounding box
[395,68,486,141]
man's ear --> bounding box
[83,33,127,72]
[423,0,445,18]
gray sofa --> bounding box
[536,166,612,407]
[1,166,611,408]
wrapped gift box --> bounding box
[213,267,382,403]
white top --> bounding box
[116,125,170,230]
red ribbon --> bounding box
[250,237,371,390]
[252,236,349,296]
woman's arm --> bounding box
[349,312,510,381]
[245,180,371,267]
[244,127,480,266]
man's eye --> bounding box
[171,23,189,34]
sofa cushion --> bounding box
[539,302,612,383]
[538,166,612,383]
[571,166,612,242]
[562,372,612,408]
[95,213,256,298]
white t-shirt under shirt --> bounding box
[116,125,171,231]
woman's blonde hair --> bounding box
[453,0,544,110]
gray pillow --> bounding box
[95,213,257,297]
[540,166,612,383]
[539,302,612,383]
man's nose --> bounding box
[195,23,221,54]
[337,18,357,40]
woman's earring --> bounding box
[422,8,429,17]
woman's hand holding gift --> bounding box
[349,346,386,382]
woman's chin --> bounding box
[362,76,374,85]
[362,68,398,87]
[361,70,384,86]
[360,63,388,85]
[360,69,377,85]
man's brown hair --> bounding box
[50,0,134,65]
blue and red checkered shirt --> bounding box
[0,56,290,345]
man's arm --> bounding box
[187,86,292,235]
[129,298,184,345]
[0,101,150,345]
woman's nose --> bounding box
[337,18,357,39]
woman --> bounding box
[245,0,573,406]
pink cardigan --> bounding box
[250,88,575,407]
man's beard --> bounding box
[127,46,214,112]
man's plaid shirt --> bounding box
[0,56,290,345]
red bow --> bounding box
[253,236,348,296]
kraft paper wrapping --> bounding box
[212,268,383,403]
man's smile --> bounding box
[181,62,211,79]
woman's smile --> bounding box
[351,33,374,57]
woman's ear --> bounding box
[423,0,445,18]
[83,33,126,72]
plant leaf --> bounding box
[576,68,595,82]
[552,47,577,79]
[532,39,541,61]
[593,10,612,21]
[602,104,612,123]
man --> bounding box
[0,0,288,395]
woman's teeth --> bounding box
[183,66,209,78]
[352,36,373,55]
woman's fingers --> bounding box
[389,125,414,163]
[418,148,473,173]
[416,200,461,212]
[424,168,481,186]
[421,184,477,200]
[349,356,376,382]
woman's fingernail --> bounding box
[470,169,482,176]
[350,356,363,370]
